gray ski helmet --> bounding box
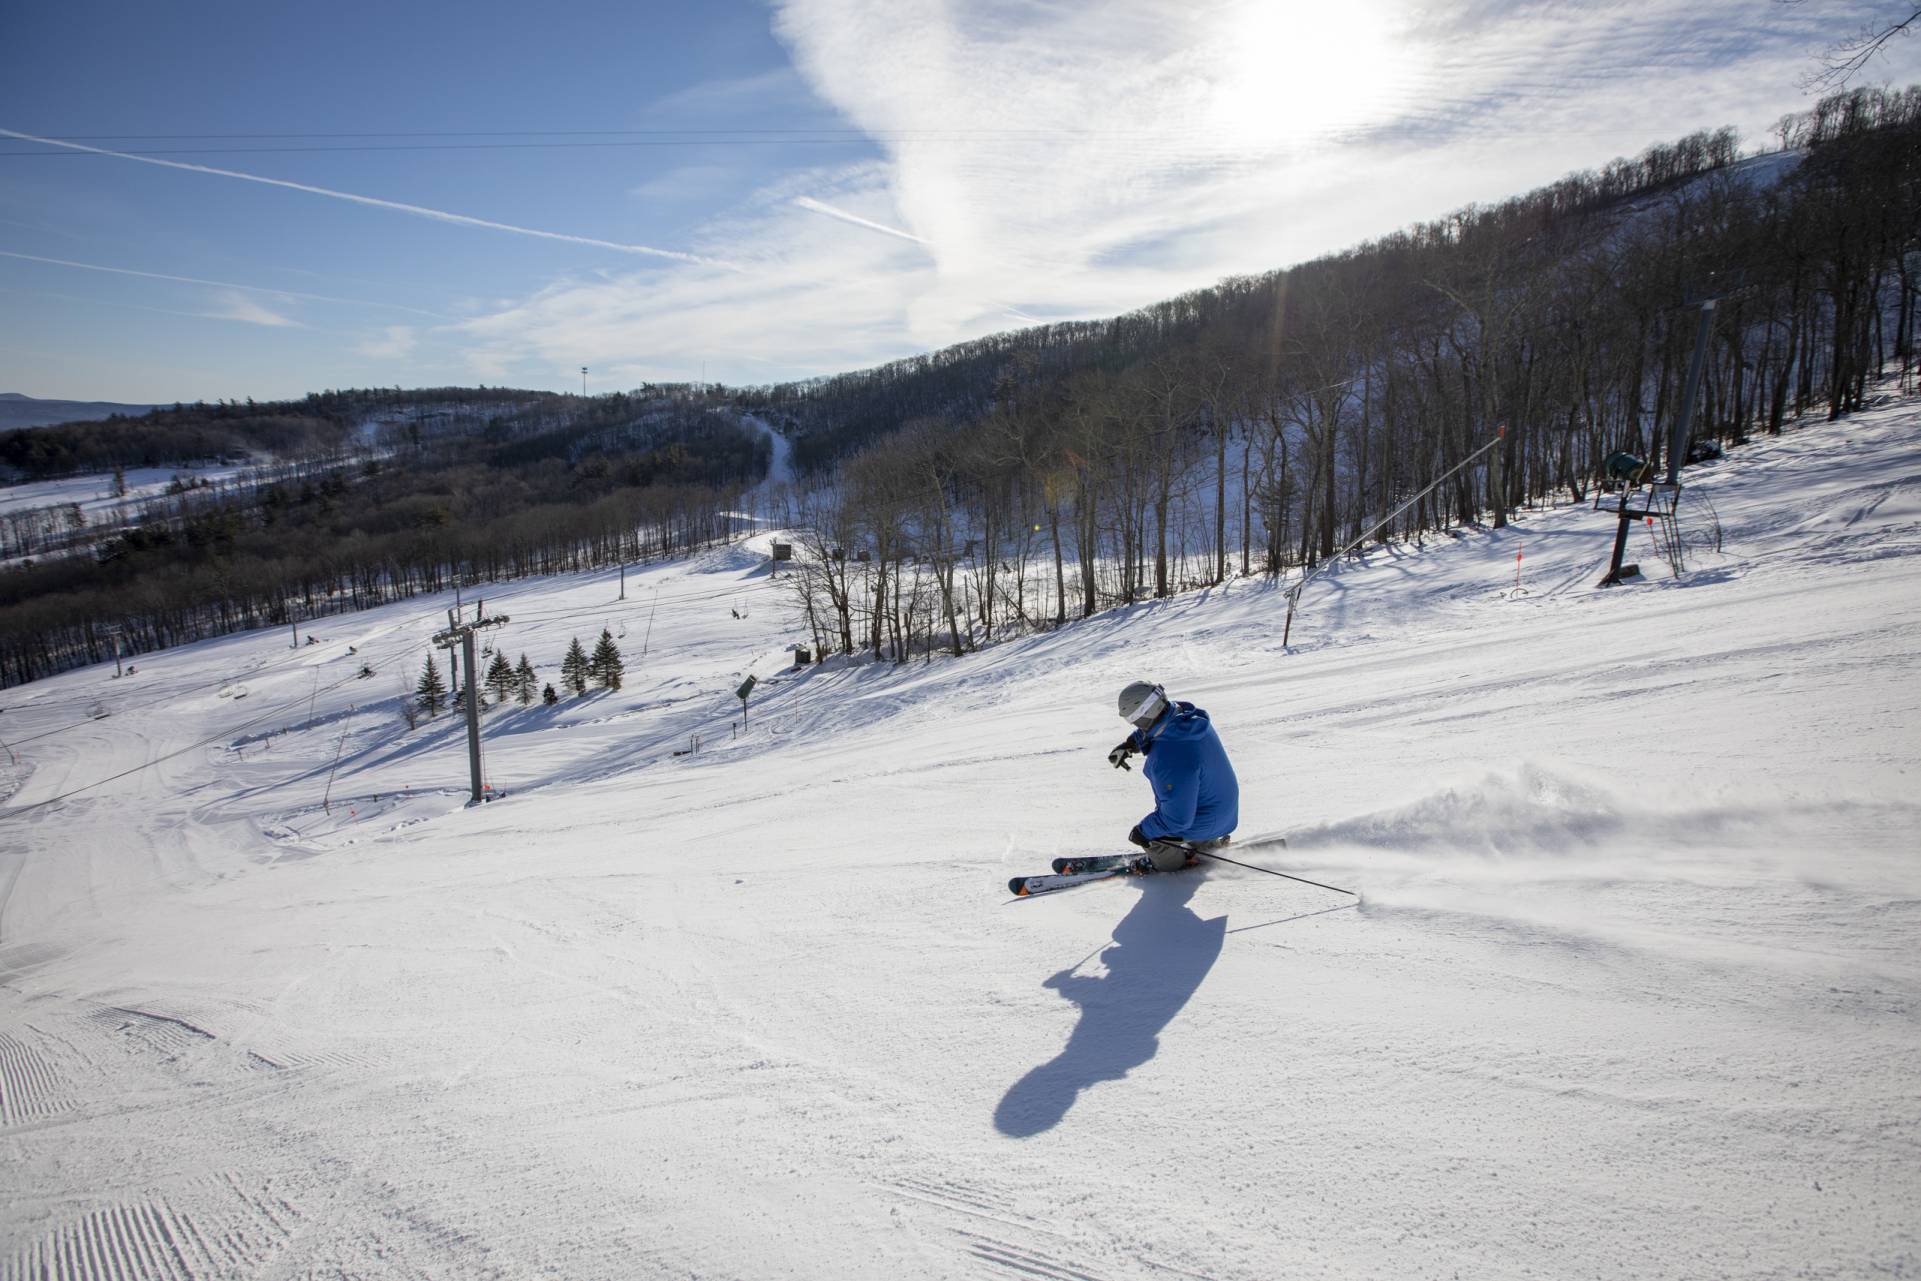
[1118,680,1168,728]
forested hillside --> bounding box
[0,385,732,481]
[0,389,767,686]
[761,87,1919,663]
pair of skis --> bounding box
[1009,837,1350,902]
[1008,850,1194,899]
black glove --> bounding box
[1108,739,1136,771]
[1127,824,1152,850]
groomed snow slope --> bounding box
[1,392,1918,1280]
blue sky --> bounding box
[2,0,1915,403]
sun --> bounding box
[1204,0,1417,151]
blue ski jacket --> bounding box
[1130,701,1239,842]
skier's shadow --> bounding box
[994,874,1225,1138]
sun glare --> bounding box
[1205,0,1416,150]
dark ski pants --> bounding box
[1144,834,1230,873]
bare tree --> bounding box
[1794,3,1921,90]
[793,486,857,655]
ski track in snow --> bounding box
[1,389,1918,1277]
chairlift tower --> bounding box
[102,624,125,677]
[1594,457,1684,585]
[1598,293,1718,587]
[433,600,510,804]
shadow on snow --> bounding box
[994,874,1225,1139]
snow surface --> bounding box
[1,392,1918,1279]
[0,465,252,521]
[735,411,797,528]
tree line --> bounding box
[0,396,767,688]
[0,383,743,483]
[781,87,1920,665]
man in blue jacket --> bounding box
[1108,681,1240,873]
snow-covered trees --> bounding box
[416,656,446,716]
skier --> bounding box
[1108,681,1239,873]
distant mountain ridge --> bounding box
[0,392,159,430]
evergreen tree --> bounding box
[561,637,590,696]
[589,628,624,691]
[514,654,537,705]
[542,683,558,705]
[416,655,446,716]
[484,650,515,704]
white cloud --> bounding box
[456,164,936,387]
[0,249,448,319]
[443,0,1921,388]
[629,163,749,205]
[640,66,822,122]
[355,325,418,359]
[204,290,302,328]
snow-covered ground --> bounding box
[0,465,253,522]
[735,411,798,528]
[1,392,1917,1279]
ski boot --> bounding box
[1131,841,1202,874]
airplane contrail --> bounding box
[790,196,1035,328]
[792,196,930,246]
[0,126,737,270]
[0,281,301,327]
[0,249,452,318]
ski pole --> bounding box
[1188,846,1356,896]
